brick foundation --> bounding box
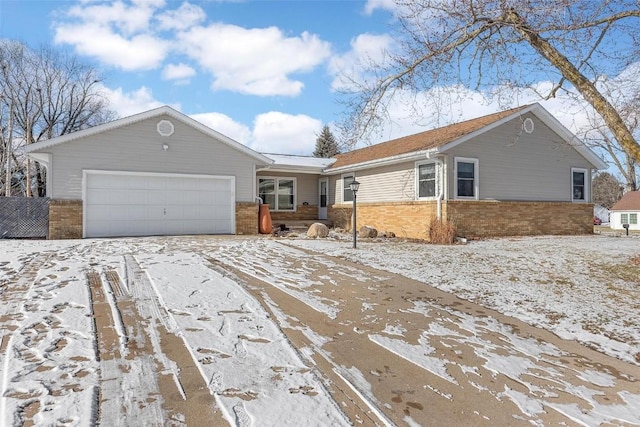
[448,200,594,238]
[48,198,590,240]
[329,201,441,239]
[270,205,318,222]
[49,200,260,239]
[235,202,259,235]
[330,200,593,240]
[49,199,83,239]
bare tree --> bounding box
[592,171,623,209]
[580,93,639,192]
[0,40,117,196]
[340,0,640,163]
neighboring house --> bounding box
[26,103,606,240]
[610,191,640,231]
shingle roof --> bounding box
[611,191,640,211]
[328,105,531,169]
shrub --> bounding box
[428,218,456,244]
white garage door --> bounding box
[84,171,235,238]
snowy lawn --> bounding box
[284,232,640,366]
[0,233,639,426]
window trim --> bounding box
[258,176,297,212]
[621,213,637,225]
[415,160,438,200]
[571,167,588,202]
[342,173,355,203]
[454,157,479,200]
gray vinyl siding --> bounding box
[328,162,416,204]
[45,114,261,201]
[443,113,594,202]
[256,172,319,206]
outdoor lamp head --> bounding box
[349,180,360,194]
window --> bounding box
[631,213,638,224]
[455,157,478,199]
[259,177,295,211]
[343,174,355,203]
[622,213,638,225]
[572,168,587,202]
[416,161,437,198]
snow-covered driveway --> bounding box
[0,235,639,426]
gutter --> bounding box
[426,150,443,220]
[326,150,432,174]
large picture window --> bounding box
[455,157,478,199]
[571,168,587,202]
[342,174,354,203]
[259,177,295,211]
[416,162,437,198]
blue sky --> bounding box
[0,0,626,159]
[2,0,403,155]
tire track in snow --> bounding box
[87,270,165,425]
[124,255,177,332]
[90,256,224,425]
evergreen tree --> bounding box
[313,125,340,158]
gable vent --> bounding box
[157,120,174,137]
[523,118,534,134]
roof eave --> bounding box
[257,165,328,174]
[24,105,273,165]
[325,150,434,174]
[26,152,51,165]
[433,103,608,170]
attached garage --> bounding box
[24,106,274,239]
[84,171,235,238]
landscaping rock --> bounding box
[307,223,329,238]
[359,225,378,238]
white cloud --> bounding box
[190,112,252,144]
[156,2,206,31]
[53,0,173,70]
[250,112,322,155]
[162,63,196,82]
[55,24,169,70]
[364,0,400,15]
[177,24,331,96]
[54,1,332,97]
[100,85,170,117]
[329,33,394,91]
[63,0,161,35]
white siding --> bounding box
[444,113,595,202]
[46,114,261,201]
[610,211,640,230]
[329,162,416,204]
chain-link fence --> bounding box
[0,197,49,239]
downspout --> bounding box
[426,152,443,220]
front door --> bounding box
[318,178,328,220]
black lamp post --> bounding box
[349,180,360,248]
